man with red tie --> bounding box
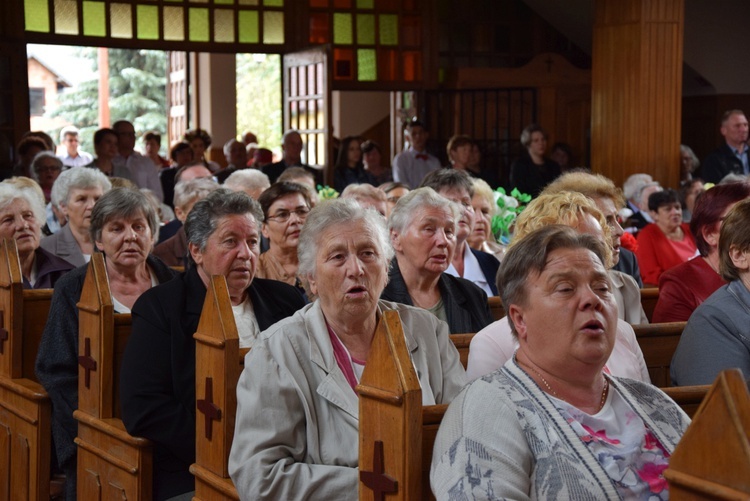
[392,120,441,189]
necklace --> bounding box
[519,360,609,412]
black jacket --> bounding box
[701,143,747,183]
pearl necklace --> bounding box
[520,361,609,412]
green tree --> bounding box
[49,48,167,154]
[236,54,282,153]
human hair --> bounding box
[419,168,475,198]
[282,129,301,144]
[0,179,46,224]
[93,128,118,147]
[499,225,610,336]
[636,181,661,207]
[334,135,363,173]
[388,187,460,234]
[543,171,625,207]
[257,182,312,219]
[721,109,746,125]
[340,183,387,205]
[173,177,220,211]
[278,167,314,185]
[110,177,138,190]
[510,191,613,268]
[361,140,381,155]
[472,178,496,214]
[379,181,410,195]
[718,199,750,282]
[184,128,213,148]
[143,130,162,145]
[647,188,679,212]
[175,162,212,184]
[519,124,546,148]
[31,151,63,177]
[297,198,393,279]
[184,189,263,262]
[446,134,472,159]
[622,173,653,202]
[51,167,112,209]
[405,120,427,132]
[88,188,158,245]
[719,173,749,185]
[551,142,573,159]
[223,138,244,156]
[691,182,750,257]
[59,125,79,142]
[21,131,55,151]
[679,144,699,173]
[170,141,192,162]
[17,136,49,157]
[224,170,270,197]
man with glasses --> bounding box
[58,125,93,168]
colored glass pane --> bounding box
[189,8,209,41]
[136,5,159,40]
[164,6,185,40]
[378,0,397,9]
[25,0,50,32]
[333,13,352,45]
[214,9,234,42]
[238,0,259,4]
[307,65,317,95]
[290,100,298,130]
[238,10,259,43]
[264,0,283,6]
[317,132,326,166]
[333,48,353,80]
[298,66,306,95]
[309,0,328,7]
[298,100,307,130]
[402,16,420,46]
[215,0,233,4]
[307,99,317,129]
[378,48,397,81]
[289,66,298,97]
[54,0,79,35]
[263,11,284,44]
[333,0,351,7]
[82,1,106,37]
[356,14,374,45]
[356,0,374,8]
[309,13,329,44]
[357,49,376,81]
[110,3,133,39]
[379,14,398,45]
[402,51,421,82]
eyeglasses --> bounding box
[266,207,310,223]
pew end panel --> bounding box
[633,321,685,388]
[0,238,25,380]
[357,310,425,501]
[640,287,658,323]
[192,275,242,501]
[488,296,505,322]
[665,369,750,499]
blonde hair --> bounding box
[542,171,625,207]
[472,178,496,216]
[510,191,613,268]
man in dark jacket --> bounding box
[701,110,749,183]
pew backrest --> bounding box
[488,296,505,321]
[633,321,685,387]
[640,287,658,323]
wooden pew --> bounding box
[190,275,243,501]
[449,333,473,370]
[661,385,709,419]
[640,287,658,323]
[72,252,152,499]
[488,296,505,321]
[0,238,56,500]
[665,369,750,499]
[633,321,685,387]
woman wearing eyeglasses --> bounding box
[257,182,312,300]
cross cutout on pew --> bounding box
[360,440,398,501]
[197,377,222,440]
[0,311,7,355]
[77,338,97,388]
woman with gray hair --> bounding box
[35,188,177,501]
[229,198,466,499]
[382,187,493,333]
[31,151,63,203]
[0,178,74,288]
[40,166,112,267]
[120,189,304,500]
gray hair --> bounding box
[297,198,393,279]
[388,187,461,234]
[679,144,700,173]
[223,138,244,157]
[0,181,46,225]
[635,181,662,208]
[499,225,610,337]
[184,189,263,263]
[89,188,159,245]
[419,168,475,198]
[174,177,220,210]
[340,183,387,203]
[224,169,271,196]
[51,167,112,209]
[31,151,63,179]
[623,173,653,202]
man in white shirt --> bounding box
[112,120,164,201]
[392,120,441,189]
[57,126,93,168]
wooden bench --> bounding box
[633,321,685,387]
[665,369,750,498]
[488,296,505,321]
[661,385,709,419]
[0,238,56,500]
[640,287,658,322]
[72,252,152,499]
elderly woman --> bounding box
[35,188,177,501]
[468,178,506,260]
[671,199,750,386]
[0,179,74,287]
[333,135,373,192]
[433,225,689,500]
[637,189,698,286]
[509,123,561,197]
[256,182,312,295]
[340,183,387,216]
[381,187,493,333]
[121,189,304,500]
[40,167,112,267]
[224,169,271,199]
[653,182,750,322]
[229,199,465,499]
[419,169,500,296]
[466,192,649,381]
[31,151,63,203]
[680,144,700,185]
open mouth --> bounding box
[581,319,604,333]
